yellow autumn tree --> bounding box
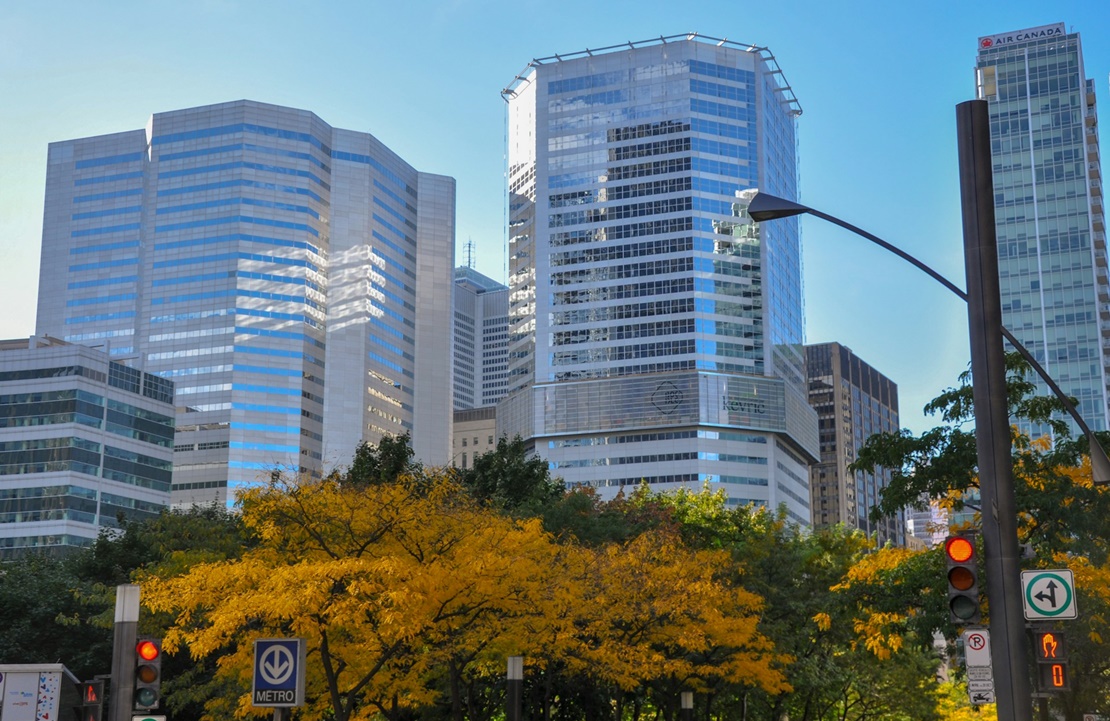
[571,529,791,717]
[142,471,569,721]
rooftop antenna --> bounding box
[464,238,476,268]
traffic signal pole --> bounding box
[957,99,1033,721]
[110,584,140,721]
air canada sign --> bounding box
[978,23,1065,49]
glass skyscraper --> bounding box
[36,100,455,506]
[498,35,818,523]
[0,336,174,557]
[977,23,1110,434]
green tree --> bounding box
[457,435,564,514]
[850,355,1110,720]
[341,432,419,487]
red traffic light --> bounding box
[945,535,974,563]
[136,640,160,661]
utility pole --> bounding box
[956,98,1033,721]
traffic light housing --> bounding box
[945,534,981,624]
[76,680,104,721]
[133,637,162,710]
[1033,629,1070,691]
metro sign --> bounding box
[253,638,306,707]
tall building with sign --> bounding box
[36,100,455,506]
[976,23,1110,434]
[805,342,904,545]
[498,35,818,523]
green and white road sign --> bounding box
[1022,569,1077,620]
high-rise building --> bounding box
[976,23,1110,434]
[0,336,173,557]
[498,35,818,523]
[36,100,455,506]
[906,497,949,549]
[805,342,904,545]
[453,266,509,410]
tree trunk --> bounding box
[448,658,465,721]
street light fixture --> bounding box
[746,191,1110,484]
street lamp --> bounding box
[746,193,1110,483]
[747,100,1107,721]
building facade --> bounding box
[452,406,498,471]
[0,336,173,557]
[805,342,904,545]
[36,101,455,506]
[498,35,818,523]
[453,266,509,410]
[976,23,1110,434]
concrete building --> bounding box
[0,336,173,557]
[452,406,498,471]
[36,100,455,505]
[498,34,818,523]
[805,342,904,546]
[976,23,1110,435]
[453,266,509,410]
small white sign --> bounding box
[969,689,996,706]
[963,628,992,667]
[1022,570,1077,620]
[968,667,993,681]
[968,679,995,692]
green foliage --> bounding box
[0,552,108,679]
[342,432,419,487]
[456,435,563,514]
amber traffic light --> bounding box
[134,638,162,710]
[945,534,981,624]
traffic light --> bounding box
[133,637,162,711]
[944,534,981,624]
[1033,629,1070,691]
[76,680,103,721]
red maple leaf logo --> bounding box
[981,38,993,48]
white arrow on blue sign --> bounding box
[253,638,306,708]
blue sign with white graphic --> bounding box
[252,638,305,707]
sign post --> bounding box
[253,638,306,716]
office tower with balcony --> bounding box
[498,35,818,523]
[36,100,455,505]
[453,265,510,410]
[805,342,904,545]
[0,336,173,557]
[976,23,1110,434]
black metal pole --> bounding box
[680,691,694,721]
[507,656,523,721]
[957,98,1032,721]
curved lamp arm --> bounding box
[748,191,1110,484]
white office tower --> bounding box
[453,266,510,410]
[36,101,455,505]
[498,35,818,523]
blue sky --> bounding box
[2,0,1109,434]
